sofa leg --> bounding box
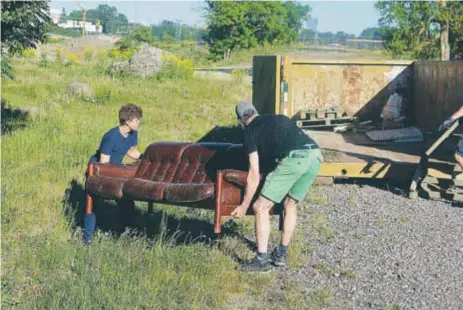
[214,171,223,234]
[83,164,96,245]
[214,207,222,234]
[84,193,96,245]
[85,193,93,215]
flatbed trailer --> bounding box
[309,130,454,181]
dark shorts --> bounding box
[457,137,463,157]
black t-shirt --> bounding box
[243,115,317,172]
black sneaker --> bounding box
[239,255,272,273]
[270,247,287,267]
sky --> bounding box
[51,0,380,36]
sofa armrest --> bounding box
[214,169,269,233]
[90,162,140,179]
[222,169,264,187]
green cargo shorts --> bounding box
[261,148,323,203]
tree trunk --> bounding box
[440,0,450,60]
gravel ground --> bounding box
[287,183,463,310]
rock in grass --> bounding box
[67,82,93,99]
[107,44,167,78]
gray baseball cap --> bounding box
[235,101,258,121]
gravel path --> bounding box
[289,184,463,310]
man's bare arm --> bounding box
[241,152,260,209]
[127,147,141,160]
[450,105,463,121]
[100,153,110,163]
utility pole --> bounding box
[80,4,87,36]
[439,0,450,60]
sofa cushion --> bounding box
[92,162,139,179]
[86,175,127,199]
[122,178,167,201]
[135,142,190,182]
[164,183,215,203]
[219,182,243,205]
[171,143,232,183]
[222,169,265,187]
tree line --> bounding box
[1,0,462,65]
[203,0,462,59]
[376,1,463,60]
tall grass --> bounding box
[1,55,257,309]
[2,45,326,308]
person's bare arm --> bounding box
[231,152,260,218]
[241,152,260,207]
[127,147,141,160]
[450,105,463,121]
[440,104,463,131]
[100,153,110,163]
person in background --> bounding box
[439,104,463,169]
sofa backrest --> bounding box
[135,142,189,181]
[135,142,248,183]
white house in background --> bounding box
[58,20,103,35]
[49,8,62,24]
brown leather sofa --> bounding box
[85,141,270,234]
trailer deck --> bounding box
[307,130,456,181]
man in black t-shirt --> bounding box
[231,102,324,272]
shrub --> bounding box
[1,54,14,79]
[22,48,36,58]
[55,47,64,64]
[96,48,109,60]
[108,48,136,61]
[83,47,94,63]
[38,53,49,68]
[65,52,79,66]
[93,49,111,74]
[157,54,193,80]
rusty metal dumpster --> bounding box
[251,55,463,183]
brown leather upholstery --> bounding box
[219,181,243,205]
[86,176,127,199]
[164,183,215,203]
[222,169,250,187]
[123,178,166,201]
[173,143,233,183]
[93,162,139,179]
[137,142,188,182]
[87,142,248,202]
